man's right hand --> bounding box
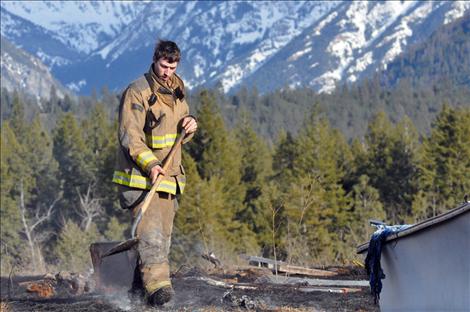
[150,165,166,183]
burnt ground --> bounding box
[0,266,379,312]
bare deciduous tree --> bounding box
[75,183,102,231]
[18,180,60,273]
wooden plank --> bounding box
[299,287,362,293]
[277,264,338,277]
[245,255,337,277]
[267,275,369,287]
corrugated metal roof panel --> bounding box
[357,202,470,254]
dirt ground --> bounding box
[0,266,379,312]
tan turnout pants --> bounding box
[132,192,177,294]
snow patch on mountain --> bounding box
[444,0,470,23]
[66,79,87,93]
[1,1,146,54]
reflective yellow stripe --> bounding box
[112,171,179,194]
[146,133,177,149]
[179,182,186,194]
[113,171,152,189]
[136,150,158,170]
[177,176,186,194]
[157,180,178,194]
[145,280,172,294]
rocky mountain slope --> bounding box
[1,36,68,103]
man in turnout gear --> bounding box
[113,40,197,306]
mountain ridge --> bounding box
[1,1,469,95]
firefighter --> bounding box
[112,40,197,306]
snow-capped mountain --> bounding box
[1,1,145,55]
[1,1,469,95]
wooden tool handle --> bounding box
[139,128,186,216]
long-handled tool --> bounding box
[101,128,186,258]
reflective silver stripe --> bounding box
[113,171,179,194]
[136,150,158,170]
[113,171,152,190]
[146,133,177,149]
[157,180,178,195]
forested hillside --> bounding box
[215,14,470,141]
[1,86,469,275]
[380,13,470,88]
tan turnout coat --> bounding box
[113,66,193,202]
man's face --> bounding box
[154,58,178,82]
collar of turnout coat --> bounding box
[146,65,185,106]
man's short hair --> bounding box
[153,40,181,63]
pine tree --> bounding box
[387,117,420,220]
[413,105,470,218]
[272,130,298,187]
[182,91,252,256]
[81,103,118,220]
[234,111,272,248]
[174,153,253,265]
[282,113,350,264]
[0,123,27,274]
[53,113,93,222]
[363,112,420,223]
[347,175,386,248]
[55,220,101,272]
[104,217,127,241]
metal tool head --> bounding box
[89,241,137,292]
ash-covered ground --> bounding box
[1,266,378,312]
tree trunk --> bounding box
[19,181,38,272]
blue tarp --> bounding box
[365,224,412,304]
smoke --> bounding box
[103,288,133,311]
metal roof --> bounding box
[357,202,470,254]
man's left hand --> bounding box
[182,116,197,134]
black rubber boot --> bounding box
[147,286,174,306]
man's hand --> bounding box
[150,165,165,184]
[182,116,197,134]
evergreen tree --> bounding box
[0,123,27,274]
[8,92,28,142]
[81,103,118,220]
[53,113,93,222]
[388,117,420,220]
[55,220,101,272]
[271,130,298,187]
[413,105,470,218]
[347,175,386,248]
[104,217,127,241]
[176,91,259,262]
[283,113,350,264]
[234,111,272,248]
[174,152,256,265]
[363,112,420,223]
[22,117,61,268]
